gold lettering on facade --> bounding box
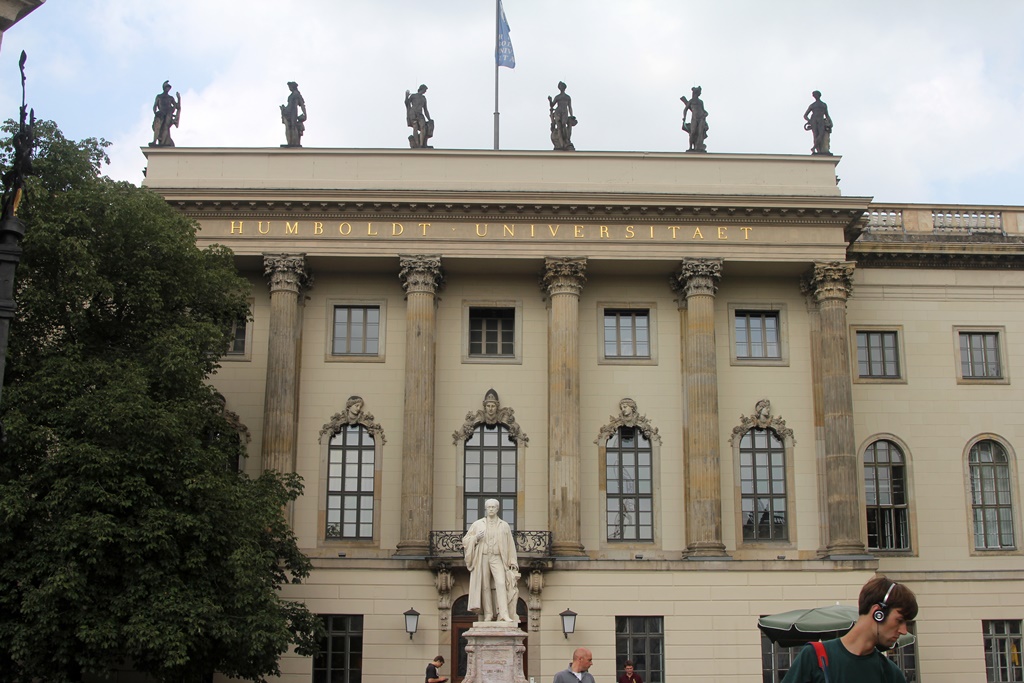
[286,221,299,235]
[717,226,727,239]
[667,226,680,238]
[600,225,609,238]
[649,225,655,239]
[548,224,560,236]
[419,222,431,236]
[392,222,404,236]
[504,224,515,237]
[574,225,584,238]
[258,221,271,235]
[231,221,243,234]
[339,222,352,236]
[530,224,536,237]
[692,227,704,239]
[625,225,635,238]
[314,222,323,234]
[367,223,378,236]
[742,226,752,239]
[476,223,488,237]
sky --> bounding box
[2,0,1024,206]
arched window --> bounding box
[326,425,375,539]
[864,439,910,550]
[464,423,517,529]
[969,440,1016,550]
[740,428,787,541]
[606,427,653,541]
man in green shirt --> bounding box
[782,576,918,683]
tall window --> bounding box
[864,440,910,550]
[735,311,781,360]
[740,428,787,541]
[313,614,363,683]
[983,620,1022,683]
[333,305,380,356]
[960,331,1002,379]
[615,617,663,683]
[969,440,1016,550]
[604,309,651,359]
[326,425,375,539]
[889,623,918,683]
[606,427,653,541]
[759,631,799,683]
[464,423,517,529]
[225,318,248,356]
[469,307,515,357]
[857,330,900,379]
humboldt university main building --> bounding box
[144,148,1023,683]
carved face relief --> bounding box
[348,400,363,417]
[620,401,635,418]
[484,400,498,418]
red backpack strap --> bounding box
[810,642,830,683]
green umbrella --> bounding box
[758,604,916,649]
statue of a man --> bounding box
[150,80,180,147]
[803,90,833,155]
[463,499,519,622]
[405,84,433,148]
[548,81,576,151]
[680,86,709,152]
[281,81,307,147]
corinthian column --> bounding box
[805,261,866,557]
[395,255,444,556]
[541,257,587,556]
[672,258,728,557]
[261,254,311,475]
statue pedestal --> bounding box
[462,621,528,683]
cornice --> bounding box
[849,237,1024,270]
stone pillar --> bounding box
[395,255,444,556]
[805,261,867,557]
[261,254,311,475]
[672,258,728,557]
[541,257,587,556]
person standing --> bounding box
[554,648,595,683]
[425,656,447,683]
[617,660,642,683]
[463,499,519,622]
[782,576,918,683]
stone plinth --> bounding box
[462,621,528,683]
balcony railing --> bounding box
[429,530,553,557]
[931,208,1003,234]
[864,204,1014,237]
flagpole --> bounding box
[493,0,500,150]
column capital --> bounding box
[263,253,312,295]
[804,261,855,303]
[399,255,445,295]
[672,258,722,298]
[540,257,587,297]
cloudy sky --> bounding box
[2,0,1023,206]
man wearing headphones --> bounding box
[782,576,919,682]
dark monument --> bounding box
[405,84,433,149]
[548,81,576,151]
[803,90,833,155]
[149,80,180,147]
[280,81,307,148]
[680,86,708,153]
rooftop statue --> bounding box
[149,80,180,148]
[280,81,307,148]
[803,90,833,155]
[680,86,708,153]
[405,84,434,149]
[548,81,576,151]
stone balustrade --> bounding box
[865,203,1024,235]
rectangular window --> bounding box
[313,615,363,683]
[889,623,918,683]
[225,318,248,356]
[615,616,664,683]
[326,425,376,540]
[735,311,781,360]
[606,427,654,542]
[857,330,901,379]
[864,440,911,551]
[983,620,1022,683]
[759,631,799,683]
[604,309,651,359]
[469,307,515,357]
[740,428,788,541]
[960,331,1002,379]
[464,424,517,530]
[333,305,380,356]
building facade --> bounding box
[144,148,1024,683]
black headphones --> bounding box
[873,582,897,623]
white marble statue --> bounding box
[463,499,520,622]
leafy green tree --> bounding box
[0,121,322,683]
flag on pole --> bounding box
[496,0,515,68]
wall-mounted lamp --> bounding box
[560,608,577,639]
[404,607,420,640]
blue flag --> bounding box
[496,0,515,68]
